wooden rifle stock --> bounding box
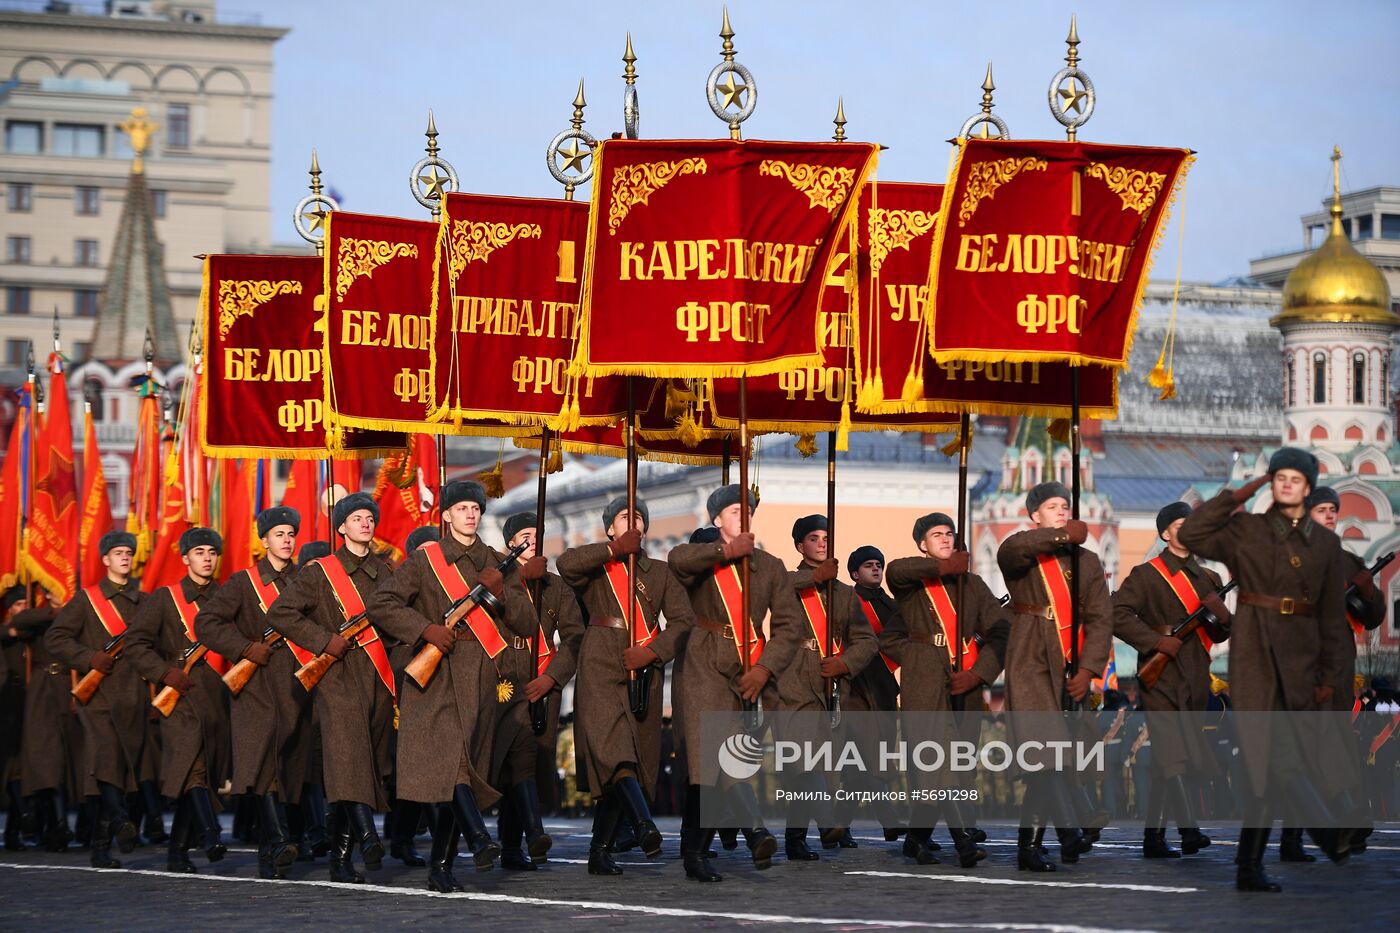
[1138,580,1238,690]
[221,629,284,697]
[71,635,123,705]
[294,615,372,691]
[1345,551,1394,631]
[152,643,209,718]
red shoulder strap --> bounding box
[85,586,126,638]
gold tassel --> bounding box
[901,371,921,403]
[795,433,818,457]
[665,380,697,420]
[835,402,851,452]
[546,444,564,474]
[676,409,705,449]
[1047,419,1071,444]
[750,482,761,507]
[940,432,962,457]
[478,445,505,498]
[1157,376,1176,402]
[1147,347,1168,389]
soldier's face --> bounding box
[1031,497,1071,529]
[1271,469,1309,507]
[263,526,296,562]
[796,529,827,564]
[446,501,481,538]
[508,528,536,561]
[606,511,646,539]
[1161,518,1187,551]
[1310,502,1338,531]
[919,526,956,559]
[339,509,376,545]
[183,545,219,580]
[103,547,134,578]
[854,560,884,587]
[714,503,744,540]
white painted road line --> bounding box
[845,869,1200,894]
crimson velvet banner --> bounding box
[925,138,1191,368]
[574,138,879,378]
[324,211,441,434]
[431,192,626,431]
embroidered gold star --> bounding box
[302,206,328,234]
[1058,77,1087,114]
[557,139,590,174]
[716,71,748,111]
[418,167,450,201]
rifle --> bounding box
[221,626,285,697]
[294,610,374,692]
[404,543,527,690]
[151,640,209,717]
[1346,551,1393,632]
[1138,580,1238,690]
[71,633,123,705]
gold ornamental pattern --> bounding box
[217,279,303,337]
[1085,162,1166,215]
[758,160,856,214]
[448,220,543,280]
[607,158,709,234]
[868,209,939,275]
[957,157,1049,227]
[335,238,419,301]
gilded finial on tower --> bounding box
[832,97,846,142]
[1331,145,1343,215]
[117,106,158,174]
[623,32,637,85]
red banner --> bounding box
[431,192,626,432]
[926,138,1190,368]
[575,138,878,379]
[79,407,113,588]
[25,355,78,602]
[323,211,441,434]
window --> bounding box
[1353,352,1367,404]
[6,235,31,264]
[1285,357,1295,406]
[149,188,166,218]
[74,341,92,362]
[6,287,31,315]
[74,289,99,318]
[4,340,26,366]
[167,103,189,149]
[5,121,41,154]
[6,183,31,212]
[74,238,99,267]
[1356,215,1373,239]
[1382,215,1400,240]
[1313,352,1327,404]
[1384,358,1390,405]
[52,123,104,157]
[75,186,100,215]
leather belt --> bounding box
[1238,592,1316,617]
[45,662,64,675]
[588,616,628,631]
[1012,603,1055,620]
[801,638,820,652]
[695,617,735,640]
[509,636,531,650]
[908,632,949,647]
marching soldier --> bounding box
[369,480,535,892]
[46,530,148,869]
[558,496,693,877]
[1179,448,1352,892]
[267,493,397,884]
[11,591,78,851]
[845,546,905,843]
[997,481,1110,871]
[784,515,878,857]
[883,512,1006,867]
[668,485,801,880]
[1112,502,1229,859]
[500,511,584,871]
[2,589,29,851]
[196,506,309,879]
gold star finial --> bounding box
[717,71,748,111]
[1058,77,1087,114]
[418,166,450,201]
[557,138,589,174]
[117,106,159,174]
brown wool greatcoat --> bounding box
[848,585,901,714]
[782,565,878,712]
[195,557,312,797]
[46,579,149,795]
[266,547,395,809]
[558,543,692,797]
[125,577,232,799]
[668,543,803,784]
[12,608,81,795]
[1111,551,1225,778]
[367,534,534,806]
[1178,492,1351,795]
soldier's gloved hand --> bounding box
[525,674,557,703]
[161,668,195,694]
[478,568,505,598]
[324,633,352,659]
[949,669,984,696]
[737,664,771,702]
[608,528,643,560]
[812,558,840,584]
[939,550,971,576]
[1313,684,1334,707]
[1201,591,1232,624]
[1066,668,1093,703]
[88,651,115,675]
[1154,635,1182,658]
[819,655,849,679]
[1063,520,1089,546]
[721,533,755,562]
[421,624,456,654]
[241,642,273,666]
[1231,474,1270,504]
[623,645,659,671]
[1350,570,1377,599]
[520,556,548,583]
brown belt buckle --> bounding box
[723,624,735,641]
[1278,597,1295,616]
[46,662,62,675]
[512,636,529,650]
[1044,605,1056,621]
[804,638,819,651]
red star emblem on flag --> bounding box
[36,448,76,520]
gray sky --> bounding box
[242,0,1400,282]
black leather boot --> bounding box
[1016,826,1054,872]
[1286,777,1347,863]
[98,782,138,855]
[1237,826,1282,892]
[166,798,196,873]
[902,827,940,865]
[588,794,623,876]
[89,814,120,869]
[682,827,723,882]
[718,827,739,849]
[944,802,983,867]
[43,788,72,852]
[389,799,425,866]
[700,827,718,858]
[725,783,776,869]
[497,796,534,871]
[260,793,298,869]
[510,778,552,863]
[785,826,819,861]
[1279,827,1315,862]
[427,806,463,892]
[139,780,167,844]
[4,781,26,850]
[1057,826,1091,863]
[300,783,331,859]
[346,802,384,870]
[451,784,500,872]
[327,803,363,884]
[611,777,662,858]
[1143,782,1180,858]
[1167,775,1210,854]
[186,787,226,863]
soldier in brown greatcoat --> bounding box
[11,591,79,851]
[195,506,308,879]
[1112,502,1229,859]
[1179,448,1353,892]
[668,485,802,881]
[2,588,30,851]
[368,480,534,892]
[46,530,147,869]
[558,495,693,877]
[268,493,396,884]
[844,547,904,843]
[498,511,584,872]
[125,528,231,873]
[783,515,877,859]
[883,512,1007,867]
[997,481,1111,872]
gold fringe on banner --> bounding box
[795,433,818,457]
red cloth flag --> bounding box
[24,354,78,602]
[139,442,190,593]
[126,380,162,570]
[79,406,113,588]
[0,385,31,591]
